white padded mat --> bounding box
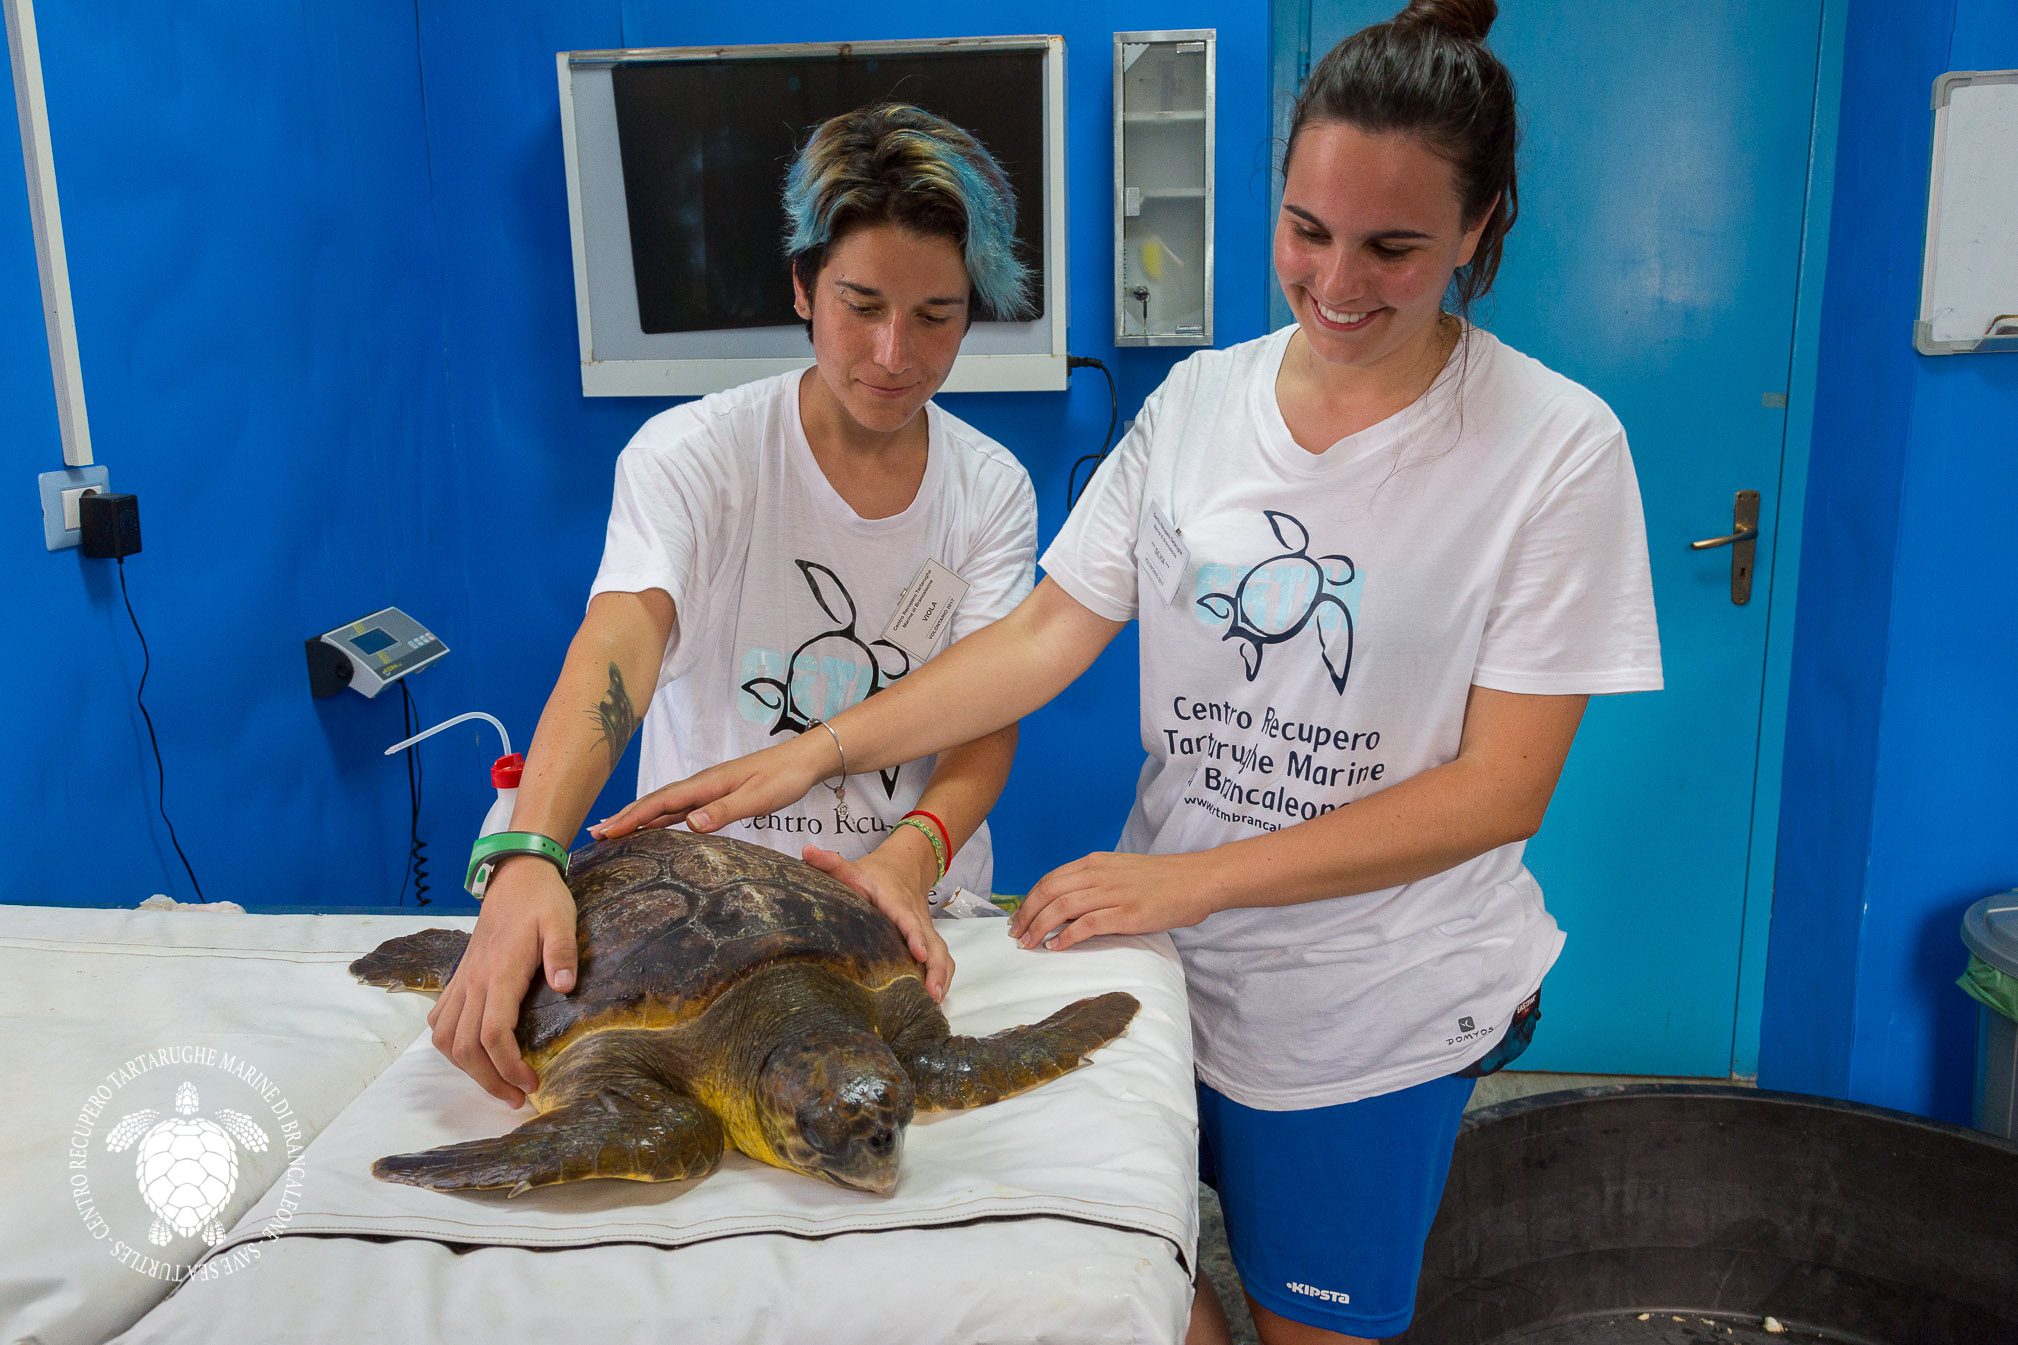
[0,905,1198,1345]
[0,904,470,1345]
[200,925,1194,1256]
[115,1212,1191,1344]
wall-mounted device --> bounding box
[1114,30,1214,347]
[305,607,448,698]
[558,34,1069,395]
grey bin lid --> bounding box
[1962,891,2018,975]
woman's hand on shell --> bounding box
[427,857,578,1108]
[591,740,817,840]
[1009,851,1219,952]
[803,843,955,1002]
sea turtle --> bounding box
[1197,509,1356,692]
[105,1081,270,1246]
[351,828,1138,1197]
[741,559,910,796]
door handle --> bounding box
[1689,527,1759,550]
[1690,490,1760,605]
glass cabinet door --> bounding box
[1115,31,1214,345]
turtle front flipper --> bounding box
[374,1078,724,1197]
[350,928,470,992]
[892,990,1140,1111]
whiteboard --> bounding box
[1916,69,2018,355]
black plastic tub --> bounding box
[1395,1085,2018,1344]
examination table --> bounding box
[0,902,1197,1345]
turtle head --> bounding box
[757,1029,915,1195]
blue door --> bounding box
[1274,1,1827,1076]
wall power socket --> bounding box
[37,465,109,551]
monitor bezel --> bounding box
[557,35,1069,396]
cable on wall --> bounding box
[1064,355,1120,510]
[397,681,431,906]
[115,557,208,902]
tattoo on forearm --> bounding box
[589,663,639,769]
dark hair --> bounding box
[1285,0,1519,313]
[784,103,1031,330]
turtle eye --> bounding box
[795,1101,842,1155]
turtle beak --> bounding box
[852,1169,900,1197]
[823,1124,903,1195]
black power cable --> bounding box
[398,680,431,906]
[1064,355,1120,510]
[114,558,208,902]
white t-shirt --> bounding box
[591,370,1037,897]
[1042,325,1662,1109]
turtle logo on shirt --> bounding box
[1196,511,1356,693]
[742,559,911,797]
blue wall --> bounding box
[3,2,1272,909]
[3,5,465,908]
[1760,0,2018,1123]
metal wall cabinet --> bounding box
[1113,30,1214,346]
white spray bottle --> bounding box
[385,711,520,896]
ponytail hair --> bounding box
[1286,0,1519,313]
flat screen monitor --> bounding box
[558,36,1068,396]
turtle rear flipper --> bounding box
[350,928,470,992]
[374,1078,724,1196]
[896,991,1140,1111]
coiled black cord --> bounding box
[115,558,208,902]
[1065,355,1120,510]
[398,681,430,906]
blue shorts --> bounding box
[1198,1074,1471,1337]
[1197,993,1540,1337]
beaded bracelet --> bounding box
[892,816,948,886]
[902,808,953,865]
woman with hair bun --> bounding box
[604,5,1661,1340]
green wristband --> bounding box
[466,831,570,898]
[892,816,949,886]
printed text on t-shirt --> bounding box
[1168,698,1389,829]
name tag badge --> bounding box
[882,558,971,663]
[1141,500,1190,605]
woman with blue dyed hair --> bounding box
[424,103,1038,1108]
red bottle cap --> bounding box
[492,753,525,789]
